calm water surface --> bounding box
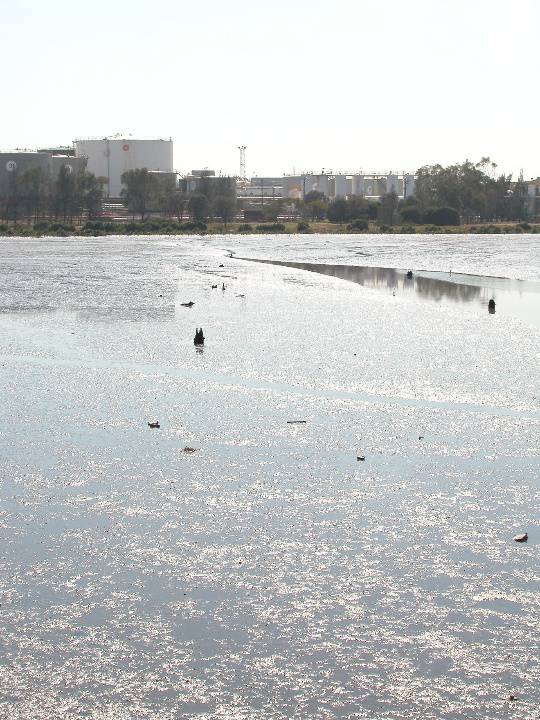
[0,234,538,720]
[238,258,540,327]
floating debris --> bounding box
[211,284,217,289]
[181,301,195,307]
[513,533,528,543]
[222,283,226,290]
[419,436,424,440]
[357,455,366,461]
[488,298,496,314]
[406,270,413,279]
[219,264,224,267]
[287,420,307,424]
[148,420,160,429]
[194,328,205,346]
[183,446,197,453]
[236,293,245,298]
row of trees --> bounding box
[4,157,529,227]
[1,165,240,225]
[120,169,238,224]
[404,158,528,224]
[0,165,105,223]
[298,158,530,226]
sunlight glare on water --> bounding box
[0,234,538,720]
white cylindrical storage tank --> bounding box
[334,175,348,198]
[403,174,416,198]
[314,175,329,198]
[386,174,398,194]
[352,175,365,196]
[74,137,173,197]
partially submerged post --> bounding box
[194,327,205,345]
[488,298,496,314]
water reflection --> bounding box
[263,261,485,303]
[239,258,540,326]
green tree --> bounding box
[377,190,399,226]
[51,164,77,222]
[164,189,188,222]
[304,190,326,203]
[326,196,371,223]
[327,198,350,222]
[505,178,528,221]
[188,193,210,222]
[399,205,423,225]
[77,170,106,219]
[213,194,237,226]
[302,191,328,221]
[19,167,49,221]
[347,195,369,220]
[423,206,460,226]
[412,159,524,222]
[195,176,236,207]
[120,168,159,220]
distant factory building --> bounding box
[37,145,76,157]
[237,177,284,200]
[74,136,174,198]
[283,172,416,200]
[525,178,540,218]
[182,169,215,194]
[0,150,85,196]
[181,171,236,198]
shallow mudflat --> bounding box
[0,234,538,719]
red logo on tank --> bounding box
[122,144,129,151]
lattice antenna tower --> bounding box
[238,145,247,180]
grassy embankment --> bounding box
[0,218,539,237]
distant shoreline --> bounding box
[1,218,539,238]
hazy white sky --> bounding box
[2,0,538,178]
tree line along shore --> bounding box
[1,158,538,236]
[1,218,538,237]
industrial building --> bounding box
[238,177,283,199]
[282,172,416,201]
[74,136,174,198]
[182,169,216,194]
[525,178,540,218]
[180,170,236,199]
[0,150,86,196]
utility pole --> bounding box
[105,137,111,198]
[238,146,247,180]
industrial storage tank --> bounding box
[50,155,86,177]
[0,152,51,195]
[74,137,174,197]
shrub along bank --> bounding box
[0,219,539,237]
